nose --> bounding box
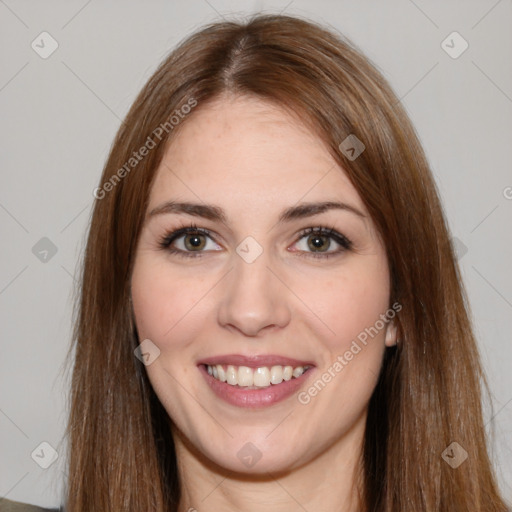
[217,248,291,337]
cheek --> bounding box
[130,258,209,410]
[130,256,209,344]
[295,259,391,352]
[292,269,390,444]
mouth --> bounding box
[197,355,315,408]
[202,363,312,388]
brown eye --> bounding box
[159,225,222,258]
[292,227,352,259]
[306,234,331,252]
[184,233,207,251]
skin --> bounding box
[131,94,398,512]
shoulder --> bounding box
[0,498,60,512]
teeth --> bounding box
[217,365,227,382]
[238,366,253,387]
[205,364,310,388]
[226,365,237,385]
[270,365,283,384]
[253,367,270,387]
[292,366,304,378]
[283,366,293,381]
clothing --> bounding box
[0,498,60,512]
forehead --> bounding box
[149,95,365,214]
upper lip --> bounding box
[197,354,315,368]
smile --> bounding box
[205,364,310,388]
[197,355,315,408]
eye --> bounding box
[158,224,221,258]
[158,223,352,260]
[291,226,352,259]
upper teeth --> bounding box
[206,364,310,388]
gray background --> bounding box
[1,0,511,507]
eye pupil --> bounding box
[185,234,205,250]
[308,235,329,252]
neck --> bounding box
[174,413,366,512]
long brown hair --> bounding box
[64,13,509,511]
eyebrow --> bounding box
[147,200,366,224]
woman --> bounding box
[5,13,507,512]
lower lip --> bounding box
[199,365,314,408]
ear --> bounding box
[384,318,398,347]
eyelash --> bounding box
[157,222,353,259]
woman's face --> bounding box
[131,94,397,474]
